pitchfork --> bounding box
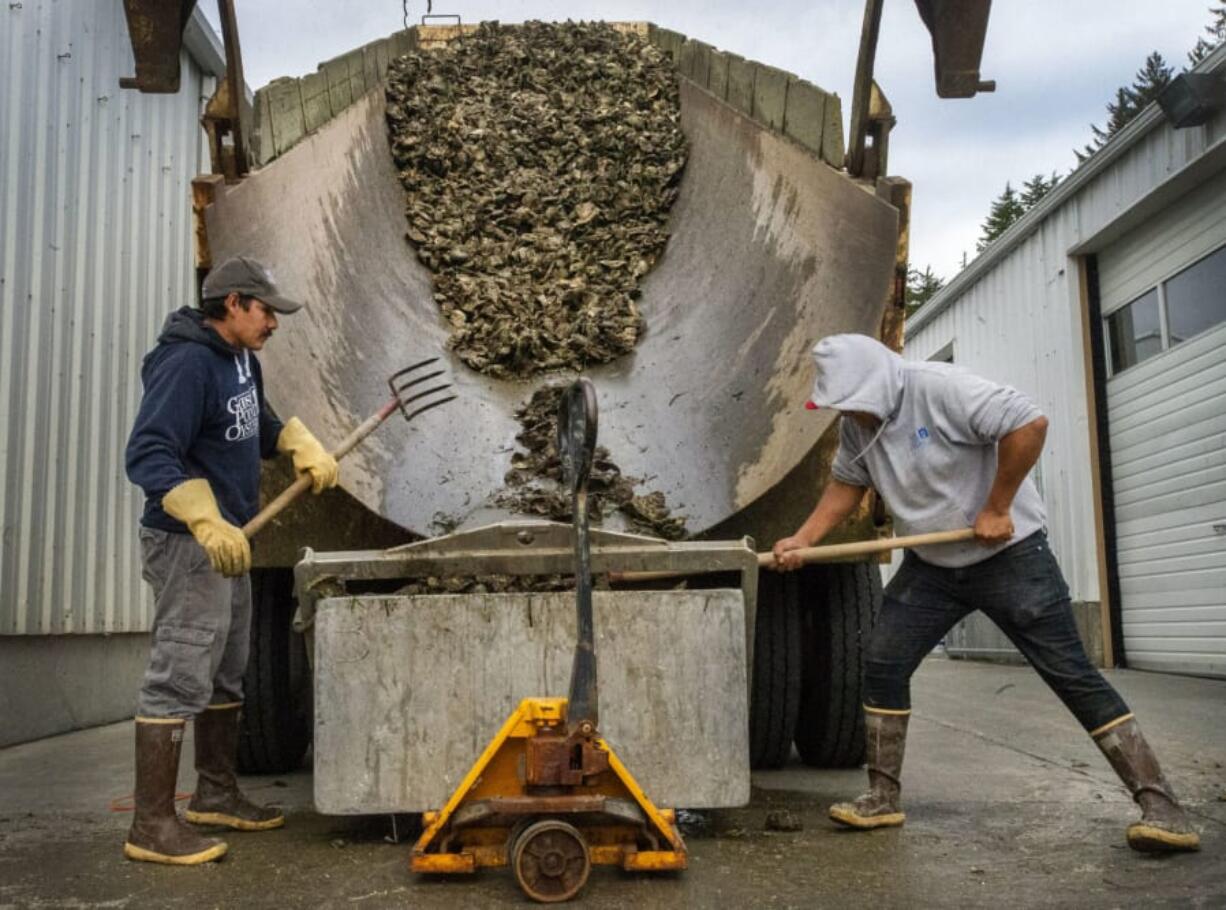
[242,358,456,538]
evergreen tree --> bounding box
[1131,51,1175,102]
[1020,171,1061,209]
[905,265,944,318]
[1189,36,1216,66]
[976,183,1026,251]
[1188,1,1226,65]
[1076,52,1174,162]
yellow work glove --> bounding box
[276,417,339,494]
[162,478,252,577]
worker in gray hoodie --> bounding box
[772,333,1198,853]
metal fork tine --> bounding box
[394,369,446,392]
[400,383,453,406]
[388,357,455,423]
[389,357,441,383]
[404,394,458,422]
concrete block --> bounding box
[374,39,390,82]
[265,76,306,157]
[753,63,789,132]
[249,85,274,167]
[707,49,730,101]
[363,40,381,87]
[725,53,755,116]
[784,77,827,155]
[321,56,352,114]
[313,590,751,813]
[690,40,712,88]
[822,91,846,168]
[0,634,150,748]
[648,25,685,65]
[343,48,366,98]
[677,38,698,81]
[300,71,332,134]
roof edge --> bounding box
[907,40,1226,335]
[183,6,226,81]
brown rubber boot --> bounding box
[1092,715,1200,853]
[185,704,285,831]
[123,718,228,865]
[829,709,909,830]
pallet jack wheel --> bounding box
[511,818,591,903]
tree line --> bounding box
[906,1,1226,318]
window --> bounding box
[1105,243,1226,375]
[1165,245,1226,345]
[1107,288,1162,372]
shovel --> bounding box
[608,528,977,584]
[241,358,456,538]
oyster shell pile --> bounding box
[497,384,688,540]
[386,21,687,377]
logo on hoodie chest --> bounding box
[224,353,258,443]
[225,388,259,442]
[909,426,932,452]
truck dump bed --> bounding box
[206,57,898,539]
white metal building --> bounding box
[0,0,224,744]
[903,44,1226,677]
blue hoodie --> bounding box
[126,307,284,533]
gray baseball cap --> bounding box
[201,256,303,314]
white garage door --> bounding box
[1099,171,1226,677]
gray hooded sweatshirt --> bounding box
[811,334,1046,568]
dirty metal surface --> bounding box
[119,0,196,92]
[913,0,996,98]
[206,79,897,538]
[311,589,749,813]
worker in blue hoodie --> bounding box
[772,333,1198,854]
[124,257,339,865]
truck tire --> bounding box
[238,568,312,774]
[793,561,882,767]
[748,571,802,769]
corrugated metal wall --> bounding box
[895,210,1099,599]
[901,69,1226,607]
[1,0,211,634]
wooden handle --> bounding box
[755,527,976,566]
[241,401,398,539]
[609,528,978,584]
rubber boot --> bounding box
[123,718,228,865]
[185,704,285,831]
[829,709,909,830]
[1092,715,1200,853]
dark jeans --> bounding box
[867,531,1130,733]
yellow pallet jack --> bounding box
[410,379,687,902]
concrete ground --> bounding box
[1,656,1223,909]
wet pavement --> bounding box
[1,655,1223,908]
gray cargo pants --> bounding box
[136,527,252,718]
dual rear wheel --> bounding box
[749,561,882,769]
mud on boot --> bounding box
[829,708,908,830]
[124,718,228,865]
[185,703,285,832]
[1092,714,1200,853]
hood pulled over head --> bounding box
[808,333,904,420]
[156,306,238,357]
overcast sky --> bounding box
[207,1,1218,280]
